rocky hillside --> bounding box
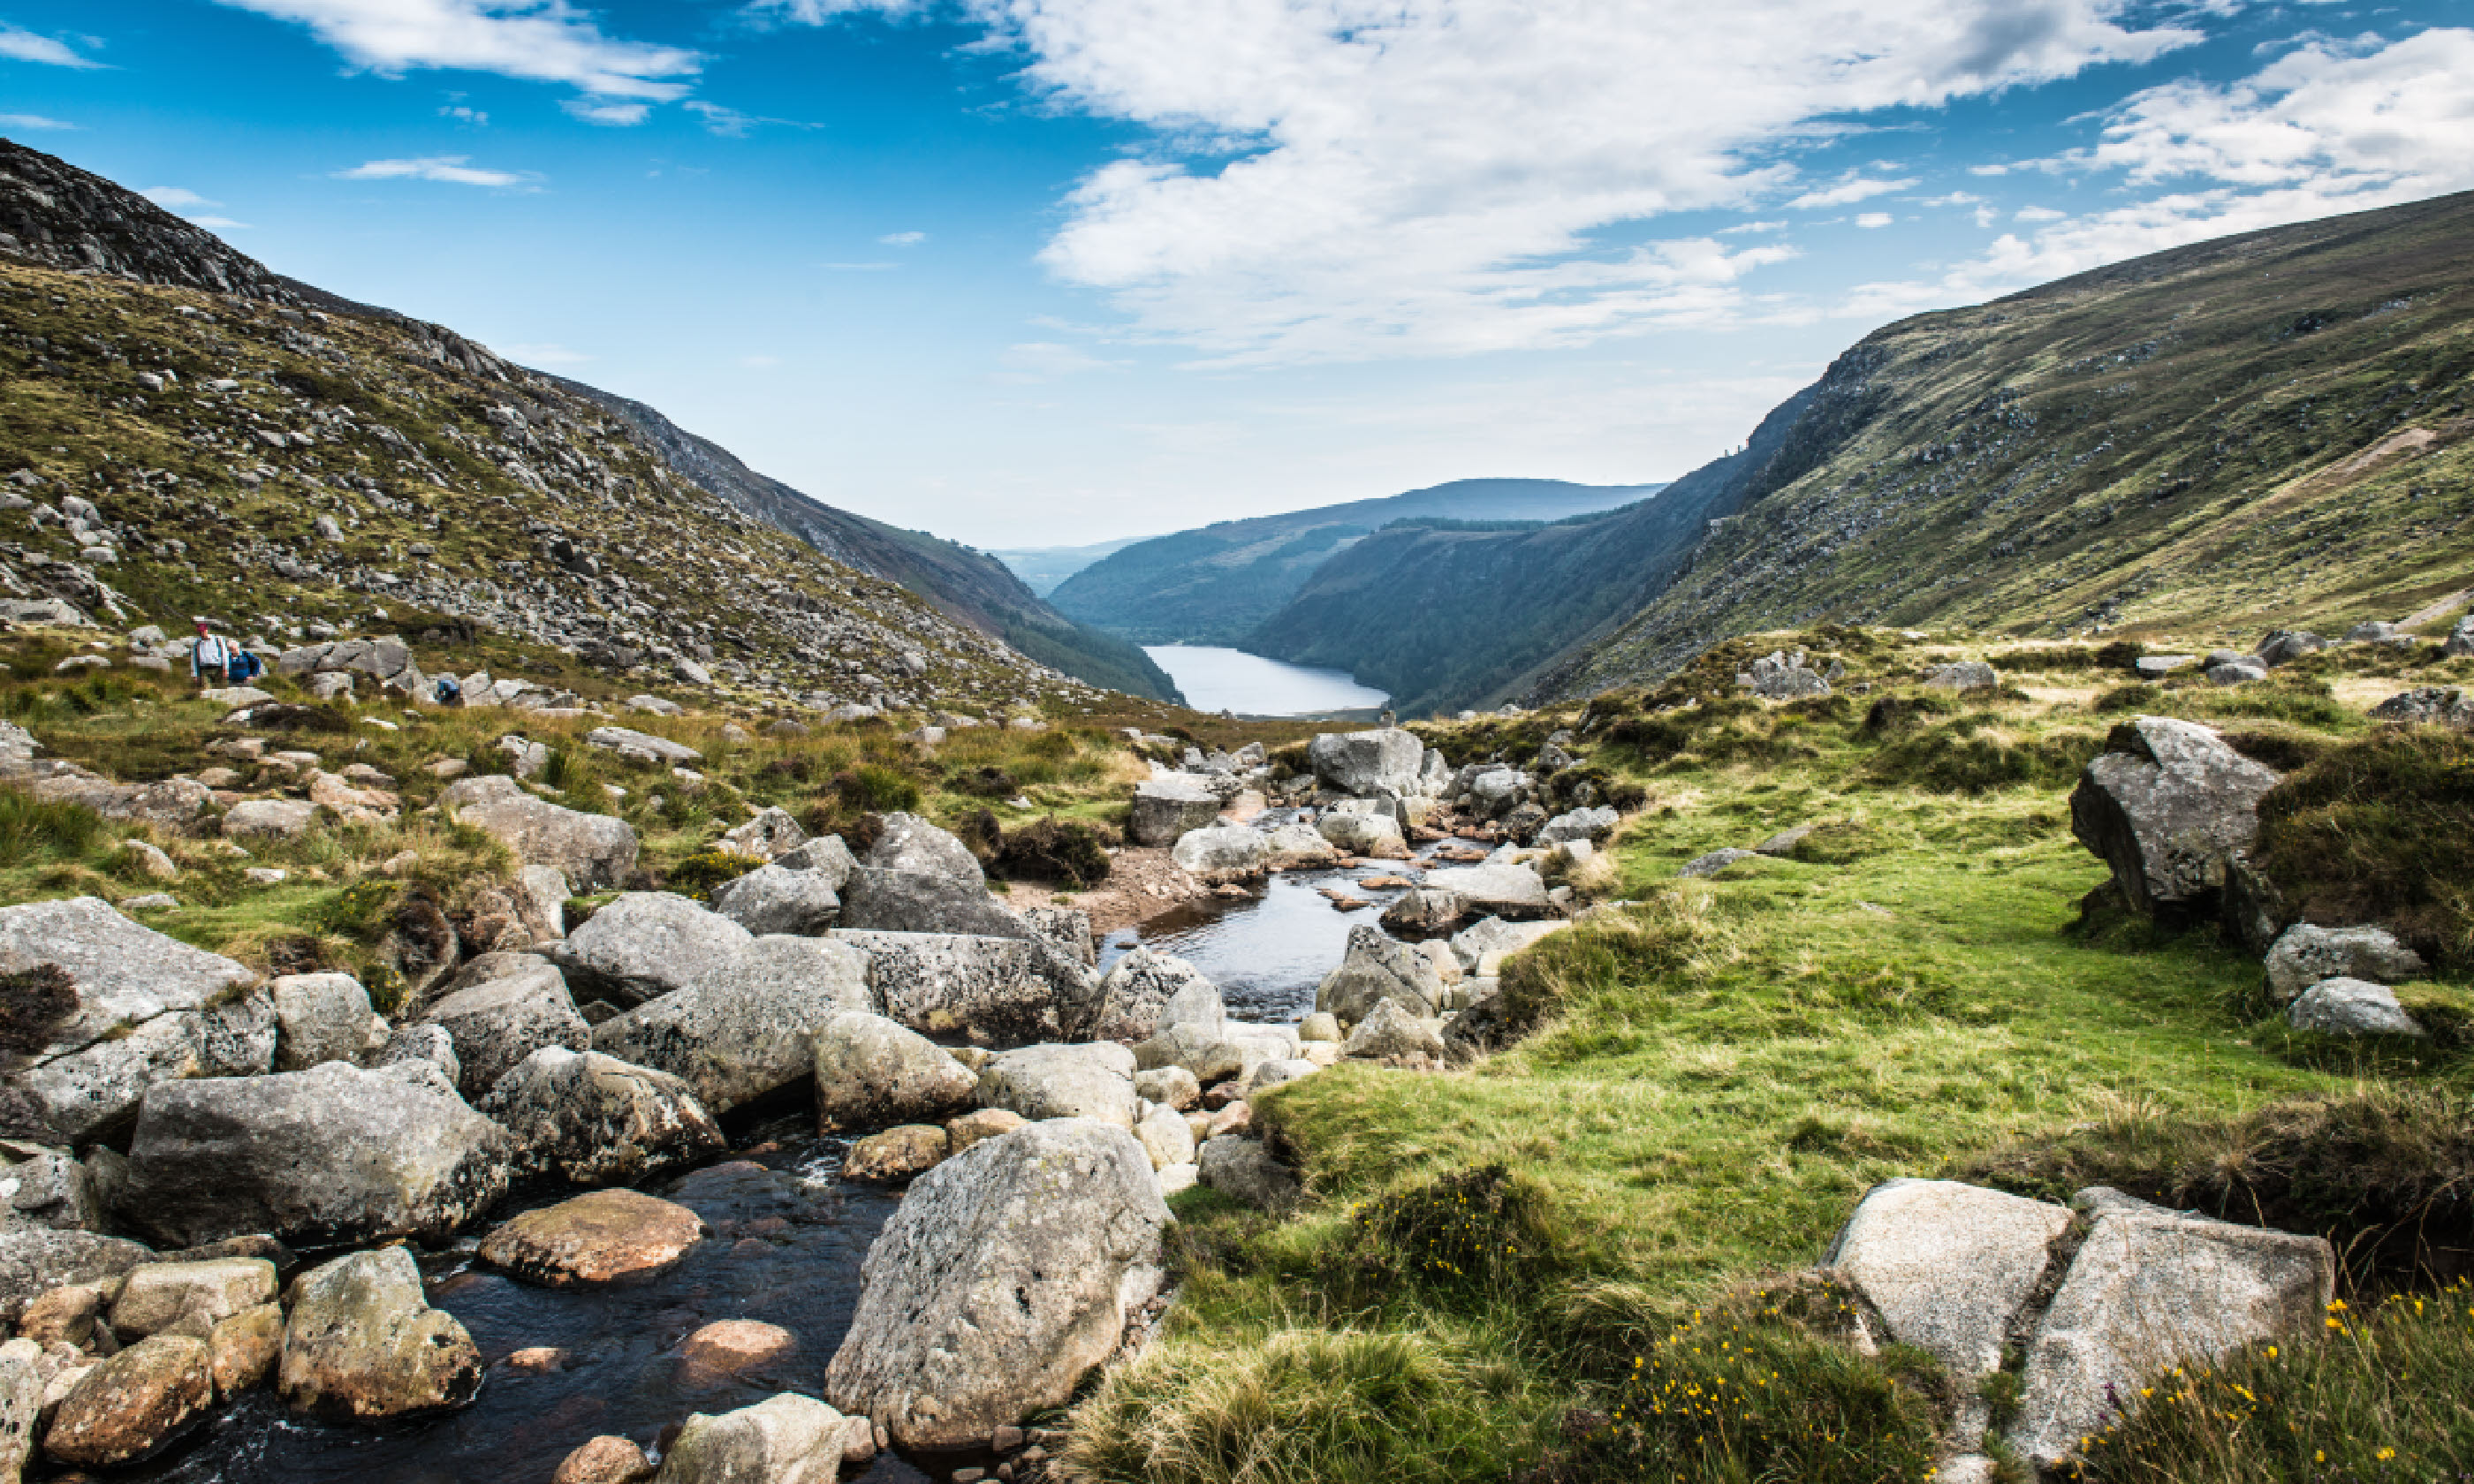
[1048,477,1663,646]
[550,377,1180,700]
[1248,390,1814,716]
[0,138,1119,716]
[1540,187,2474,700]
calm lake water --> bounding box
[1143,645,1387,716]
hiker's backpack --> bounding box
[435,675,463,705]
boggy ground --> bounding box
[1063,622,2474,1484]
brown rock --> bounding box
[679,1320,794,1385]
[476,1190,703,1288]
[505,1346,569,1374]
[277,1247,482,1420]
[839,1411,877,1464]
[553,1433,656,1484]
[111,1257,278,1340]
[208,1302,283,1397]
[42,1334,212,1466]
[1205,1102,1252,1140]
[18,1283,111,1352]
[842,1124,949,1185]
[945,1107,1028,1154]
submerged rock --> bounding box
[476,1189,704,1288]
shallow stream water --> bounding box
[90,845,1443,1483]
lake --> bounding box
[1142,645,1389,716]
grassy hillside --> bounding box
[1067,623,2474,1484]
[1049,477,1664,646]
[554,378,1181,701]
[1248,392,1815,716]
[1545,188,2474,700]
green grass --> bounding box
[1070,631,2474,1484]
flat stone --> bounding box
[110,1257,277,1340]
[476,1189,703,1288]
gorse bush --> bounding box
[2077,1282,2474,1481]
[1323,1165,1578,1306]
[1539,1277,1946,1484]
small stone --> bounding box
[553,1434,655,1484]
[504,1346,568,1374]
[679,1320,795,1384]
[843,1124,950,1184]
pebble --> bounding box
[505,1347,568,1373]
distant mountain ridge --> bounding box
[1241,187,2474,715]
[988,537,1145,596]
[1048,477,1665,645]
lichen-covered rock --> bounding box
[592,935,874,1114]
[268,973,375,1071]
[774,835,858,886]
[42,1333,211,1466]
[113,1061,513,1247]
[2288,977,2425,1038]
[1090,946,1217,1043]
[1826,1178,2072,1390]
[866,812,983,888]
[1131,777,1225,847]
[1923,661,1998,691]
[812,1013,978,1132]
[1378,887,1465,933]
[2366,685,2474,731]
[709,863,842,936]
[718,806,806,861]
[2263,923,2428,1002]
[1340,999,1446,1062]
[1171,825,1270,882]
[1420,862,1552,918]
[476,1189,703,1288]
[1135,1102,1195,1170]
[656,1392,847,1484]
[278,1246,482,1420]
[110,1256,277,1340]
[838,866,1029,939]
[1449,915,1565,974]
[0,897,274,1144]
[1317,809,1406,858]
[1315,925,1445,1024]
[439,775,638,891]
[831,929,1101,1047]
[208,1301,284,1397]
[0,1230,153,1322]
[1197,1135,1302,1211]
[977,1042,1138,1128]
[419,959,591,1097]
[842,1124,950,1184]
[2069,716,2280,920]
[481,1047,725,1185]
[823,1120,1167,1449]
[553,892,752,1008]
[1309,729,1423,797]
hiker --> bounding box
[229,645,265,685]
[434,673,463,707]
[191,619,234,687]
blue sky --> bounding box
[5,2,2470,547]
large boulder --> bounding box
[838,867,1029,939]
[1923,660,1999,691]
[1317,809,1406,858]
[0,1230,153,1321]
[1131,777,1225,846]
[866,812,983,888]
[418,959,591,1098]
[2288,977,2425,1038]
[823,1120,1168,1449]
[1090,947,1217,1043]
[2262,922,2427,1002]
[1309,729,1423,797]
[1263,820,1340,867]
[113,1061,513,1247]
[111,1256,278,1339]
[476,1188,703,1287]
[439,775,638,891]
[2009,1193,2332,1472]
[2069,716,2280,921]
[0,897,276,1144]
[774,835,859,886]
[278,1246,483,1420]
[554,893,753,1007]
[812,1013,979,1132]
[1171,825,1270,881]
[269,973,375,1071]
[0,1336,38,1480]
[832,929,1102,1047]
[1449,916,1564,974]
[1825,1178,2074,1404]
[592,935,874,1114]
[977,1043,1138,1128]
[1537,806,1619,845]
[1315,925,1446,1024]
[481,1047,725,1185]
[42,1333,213,1466]
[2449,615,2474,658]
[1420,863,1553,920]
[656,1392,848,1484]
[709,863,842,936]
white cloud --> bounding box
[1840,29,2474,316]
[439,103,488,123]
[2014,204,2067,220]
[878,230,927,246]
[776,0,2200,365]
[142,186,218,208]
[1787,174,1917,208]
[186,216,250,229]
[336,155,531,187]
[1917,191,1983,206]
[0,24,101,68]
[561,97,649,125]
[1720,220,1787,234]
[500,341,592,365]
[1854,211,1893,228]
[0,112,74,130]
[209,0,698,99]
